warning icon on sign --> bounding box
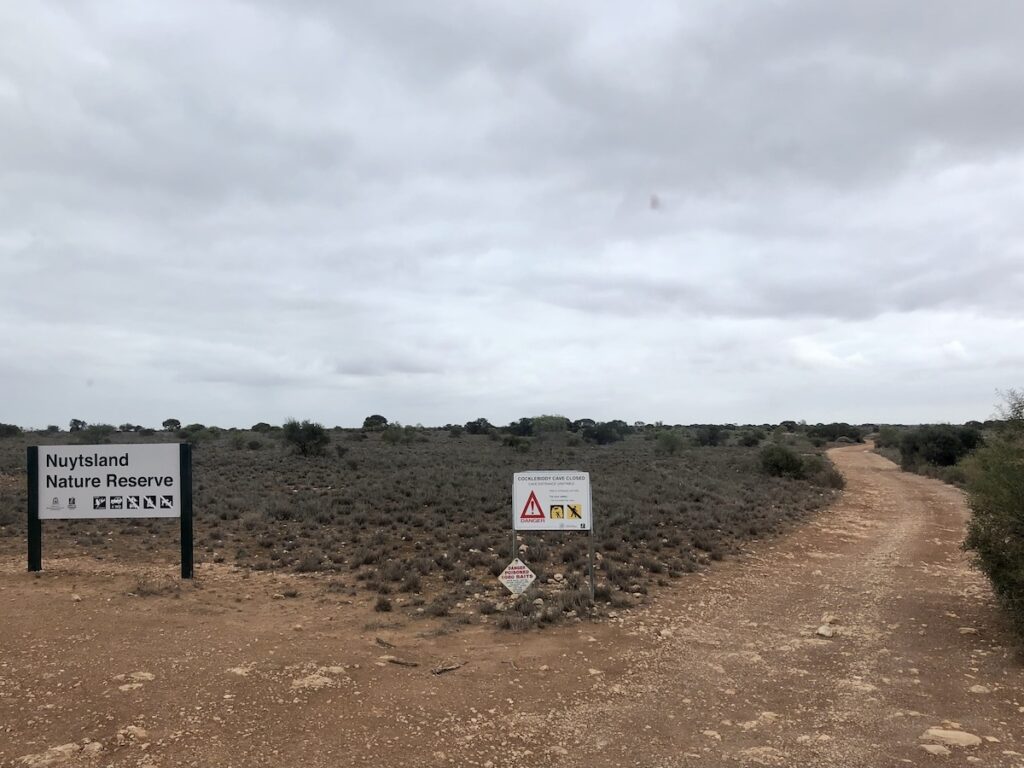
[549,504,564,520]
[519,490,545,521]
[159,495,173,509]
[143,495,156,509]
[127,496,140,510]
[566,503,582,520]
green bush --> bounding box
[965,390,1024,636]
[531,415,570,434]
[693,425,725,447]
[463,417,493,435]
[0,423,22,438]
[737,430,764,447]
[801,455,845,489]
[760,444,804,478]
[282,419,330,456]
[582,421,628,445]
[899,425,982,470]
[655,430,686,455]
[362,414,389,431]
[382,423,420,445]
[875,426,901,449]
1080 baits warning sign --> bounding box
[512,471,591,531]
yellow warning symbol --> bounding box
[549,504,564,520]
[566,503,582,520]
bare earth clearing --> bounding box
[2,445,1023,767]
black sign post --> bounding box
[27,446,41,572]
[179,443,194,579]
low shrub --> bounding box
[760,444,804,478]
[655,430,686,455]
[801,455,845,489]
[737,430,763,447]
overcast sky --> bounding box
[2,2,1022,429]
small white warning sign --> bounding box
[498,558,537,595]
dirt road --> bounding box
[2,445,1022,767]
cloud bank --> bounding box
[1,1,1021,427]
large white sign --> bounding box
[38,444,181,519]
[512,471,592,531]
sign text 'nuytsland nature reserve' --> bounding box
[38,444,181,519]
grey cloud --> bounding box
[1,1,1022,427]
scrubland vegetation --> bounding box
[0,416,849,629]
[6,403,1022,638]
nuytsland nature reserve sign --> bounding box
[28,443,194,577]
[38,444,181,519]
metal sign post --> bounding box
[179,443,194,579]
[588,502,596,602]
[27,446,41,572]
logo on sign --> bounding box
[109,496,124,510]
[46,496,63,511]
[93,497,107,511]
[68,497,77,510]
[519,490,545,521]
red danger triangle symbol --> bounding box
[520,490,545,520]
